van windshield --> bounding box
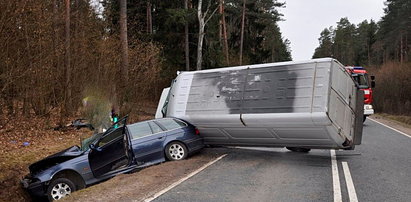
[352,73,369,89]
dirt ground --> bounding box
[63,148,227,202]
[0,115,87,202]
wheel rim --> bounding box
[51,182,71,200]
[168,144,185,160]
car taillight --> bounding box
[195,128,200,135]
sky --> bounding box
[278,0,386,61]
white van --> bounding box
[156,58,364,150]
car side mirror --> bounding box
[371,75,375,80]
[89,144,96,150]
[371,81,376,88]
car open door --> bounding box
[88,117,131,178]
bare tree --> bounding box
[64,0,72,113]
[147,1,152,34]
[196,0,218,70]
[184,0,190,71]
[220,0,229,65]
[239,0,246,65]
[120,0,129,82]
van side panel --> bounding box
[160,58,363,149]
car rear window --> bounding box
[128,122,152,139]
[148,121,163,134]
[156,119,187,131]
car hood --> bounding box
[29,146,84,175]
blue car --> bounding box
[21,117,204,201]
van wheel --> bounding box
[47,178,76,201]
[165,142,188,161]
[286,147,311,153]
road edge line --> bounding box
[368,118,411,138]
[331,149,342,202]
[143,154,227,202]
[341,162,358,202]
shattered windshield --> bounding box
[352,73,369,89]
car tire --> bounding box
[47,178,76,201]
[165,142,188,161]
[286,147,311,153]
[363,115,367,122]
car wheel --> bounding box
[47,178,76,201]
[286,147,311,153]
[165,142,188,161]
[363,115,367,122]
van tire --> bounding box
[286,147,311,153]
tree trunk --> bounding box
[196,0,204,70]
[197,19,205,71]
[400,32,404,64]
[120,0,129,82]
[219,1,222,44]
[64,0,72,115]
[147,1,152,34]
[221,0,229,65]
[239,0,246,65]
[196,0,218,70]
[185,0,190,71]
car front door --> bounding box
[128,121,166,164]
[88,119,130,178]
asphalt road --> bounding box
[152,119,411,202]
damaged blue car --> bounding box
[21,116,203,201]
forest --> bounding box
[0,0,291,121]
[312,0,411,116]
[1,1,292,199]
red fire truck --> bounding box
[346,66,376,122]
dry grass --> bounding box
[377,113,411,127]
[0,115,86,202]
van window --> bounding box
[156,119,187,131]
[128,122,152,139]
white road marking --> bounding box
[368,118,411,138]
[331,149,342,202]
[143,154,227,202]
[342,162,358,202]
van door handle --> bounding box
[158,137,163,139]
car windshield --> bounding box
[352,73,369,89]
[79,116,128,151]
[80,133,102,152]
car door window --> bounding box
[128,122,153,139]
[97,128,123,147]
[156,119,187,131]
[148,121,163,134]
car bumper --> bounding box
[21,177,46,197]
[185,137,205,153]
[364,104,374,115]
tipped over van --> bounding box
[155,58,364,150]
